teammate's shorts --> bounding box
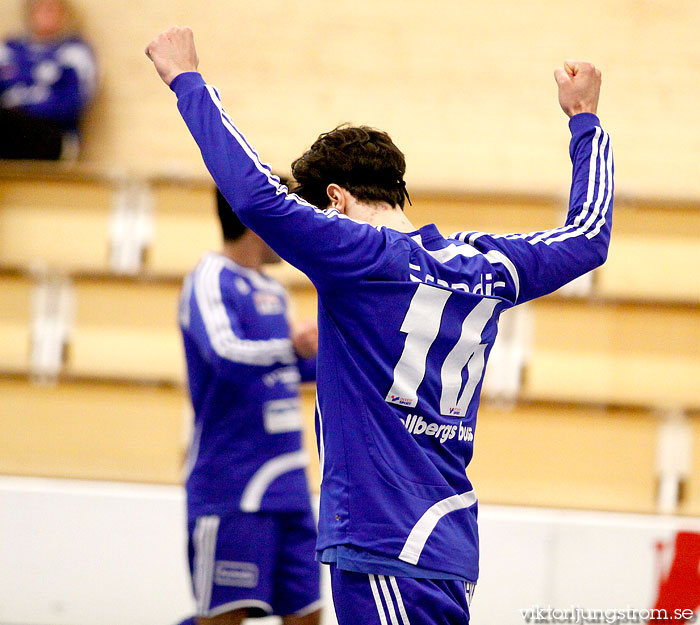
[329,564,475,625]
[188,508,321,618]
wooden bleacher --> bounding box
[0,377,186,484]
[146,176,219,278]
[1,162,699,516]
[65,277,184,384]
[468,403,659,513]
[596,199,700,304]
[0,162,115,273]
[523,299,700,409]
[0,273,32,374]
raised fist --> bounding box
[554,60,601,118]
[146,26,199,86]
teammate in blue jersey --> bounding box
[148,27,613,625]
[0,0,97,159]
[177,188,322,625]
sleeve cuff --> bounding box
[169,71,206,98]
[569,112,601,135]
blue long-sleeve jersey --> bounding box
[0,36,96,132]
[179,252,316,518]
[171,72,613,582]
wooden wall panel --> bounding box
[2,1,699,198]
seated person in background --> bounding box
[0,0,97,160]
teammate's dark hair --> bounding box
[216,175,289,241]
[216,187,247,241]
[291,125,408,210]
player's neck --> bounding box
[346,201,417,233]
[220,239,263,271]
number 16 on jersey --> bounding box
[385,283,500,417]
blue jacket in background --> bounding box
[0,35,97,133]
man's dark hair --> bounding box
[291,125,408,210]
[216,187,247,241]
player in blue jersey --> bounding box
[0,0,97,159]
[177,188,322,625]
[148,27,613,625]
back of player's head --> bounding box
[291,125,408,210]
[216,188,247,242]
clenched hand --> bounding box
[554,60,601,118]
[146,26,199,86]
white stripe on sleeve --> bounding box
[194,256,296,366]
[540,129,609,245]
[204,85,387,232]
[449,126,611,250]
[204,86,319,210]
[586,140,614,239]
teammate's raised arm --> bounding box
[145,26,199,86]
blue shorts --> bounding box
[188,508,321,618]
[330,565,475,625]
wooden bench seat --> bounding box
[523,299,700,409]
[0,274,32,374]
[146,179,219,277]
[598,235,700,303]
[2,163,699,307]
[65,278,184,384]
[0,377,187,484]
[0,166,114,273]
[468,402,659,513]
[4,375,687,515]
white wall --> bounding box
[1,477,699,625]
[474,506,700,624]
[0,478,193,625]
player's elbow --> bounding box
[571,241,608,279]
[592,241,609,268]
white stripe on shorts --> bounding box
[369,574,411,625]
[193,515,220,615]
[389,576,411,625]
[369,574,389,625]
[465,581,476,607]
[379,575,400,625]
